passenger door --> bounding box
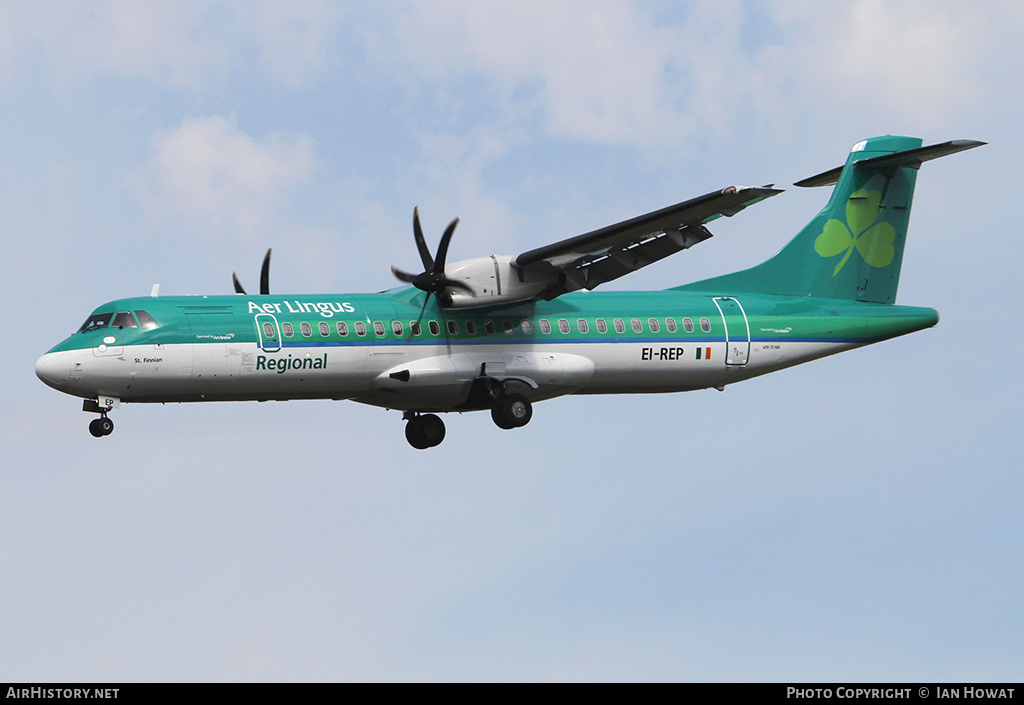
[713,297,750,366]
[255,313,282,353]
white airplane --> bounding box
[36,136,982,448]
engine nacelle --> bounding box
[441,255,559,308]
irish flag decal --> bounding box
[696,346,712,360]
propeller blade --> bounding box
[412,208,434,271]
[434,218,459,272]
[260,248,272,296]
[441,276,473,293]
[395,209,467,308]
[406,293,432,340]
[232,272,246,295]
[391,265,420,284]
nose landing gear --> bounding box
[88,416,114,437]
[83,398,116,438]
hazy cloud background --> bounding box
[3,1,1021,681]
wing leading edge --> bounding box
[513,185,782,299]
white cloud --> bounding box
[390,0,701,147]
[243,0,342,85]
[767,0,993,126]
[382,0,1010,153]
[131,115,317,239]
[0,0,341,89]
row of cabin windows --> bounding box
[268,316,713,340]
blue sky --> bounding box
[3,1,1022,681]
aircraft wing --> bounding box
[514,185,782,298]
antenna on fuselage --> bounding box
[150,284,160,297]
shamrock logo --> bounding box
[814,189,896,276]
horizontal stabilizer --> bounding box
[795,139,986,188]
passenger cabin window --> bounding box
[282,322,294,337]
[262,322,276,338]
[683,317,694,333]
[614,318,625,334]
[503,320,514,334]
[700,317,711,332]
[485,320,495,335]
[134,310,158,329]
[411,321,422,336]
[112,311,138,329]
[337,322,348,336]
[596,318,607,334]
[392,321,403,336]
[648,318,660,333]
[666,318,677,333]
[558,319,569,334]
[539,319,551,334]
[429,320,440,336]
[521,320,533,335]
[447,320,459,336]
[319,322,330,336]
[301,322,312,337]
[577,319,589,334]
[466,321,477,335]
[631,318,642,333]
[373,321,385,336]
[355,321,366,336]
[79,312,113,333]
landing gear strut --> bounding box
[491,393,532,430]
[404,412,446,449]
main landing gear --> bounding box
[404,412,446,450]
[402,392,535,449]
[491,393,532,430]
[83,398,114,438]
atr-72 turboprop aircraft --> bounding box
[36,136,982,448]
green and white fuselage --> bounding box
[36,289,938,406]
[35,136,980,447]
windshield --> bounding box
[111,311,138,329]
[135,310,158,329]
[78,312,113,333]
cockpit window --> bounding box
[78,312,113,333]
[135,310,158,329]
[111,311,139,329]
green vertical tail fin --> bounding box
[677,136,984,303]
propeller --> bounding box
[391,208,472,308]
[233,248,272,296]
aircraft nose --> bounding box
[35,351,70,390]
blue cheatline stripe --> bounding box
[263,335,868,350]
